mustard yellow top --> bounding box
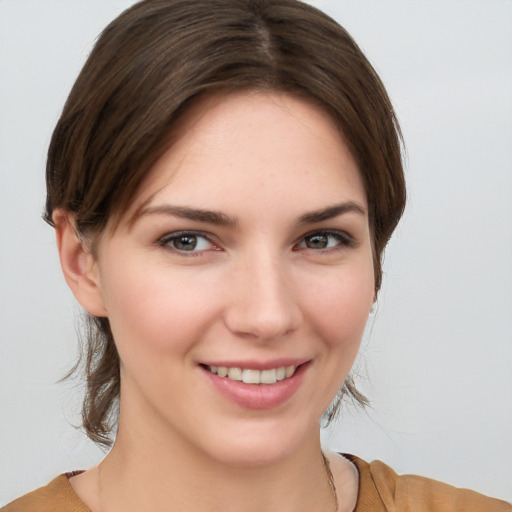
[3,456,511,511]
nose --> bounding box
[224,255,303,342]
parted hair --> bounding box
[45,0,406,446]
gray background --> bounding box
[1,0,511,505]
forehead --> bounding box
[123,91,366,225]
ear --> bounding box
[53,209,108,317]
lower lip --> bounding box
[201,364,308,409]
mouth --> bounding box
[202,364,298,385]
[199,360,309,409]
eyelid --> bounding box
[156,228,356,255]
[157,230,220,253]
[294,229,357,250]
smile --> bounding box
[205,365,297,385]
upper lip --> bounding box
[199,358,310,371]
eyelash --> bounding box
[157,229,356,256]
[295,230,356,252]
[158,231,218,256]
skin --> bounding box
[55,91,374,512]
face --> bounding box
[88,91,375,466]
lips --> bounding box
[199,360,309,409]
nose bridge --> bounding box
[224,248,302,341]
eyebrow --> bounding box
[136,201,366,228]
[298,202,367,224]
[137,205,238,227]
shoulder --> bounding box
[343,454,512,512]
[2,474,90,512]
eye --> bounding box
[158,231,216,253]
[296,230,354,251]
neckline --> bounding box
[62,454,377,512]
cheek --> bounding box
[303,264,374,349]
[99,260,222,357]
[295,263,374,414]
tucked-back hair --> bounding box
[45,0,406,446]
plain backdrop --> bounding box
[1,0,511,505]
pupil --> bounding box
[175,235,197,251]
[306,234,328,249]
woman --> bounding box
[2,1,510,511]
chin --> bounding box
[193,415,321,468]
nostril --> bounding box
[223,299,302,341]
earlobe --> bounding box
[53,209,107,317]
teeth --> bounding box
[285,365,296,378]
[207,365,298,384]
[227,367,242,381]
[260,369,277,384]
[242,369,261,384]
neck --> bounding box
[99,422,336,512]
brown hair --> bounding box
[45,0,405,446]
